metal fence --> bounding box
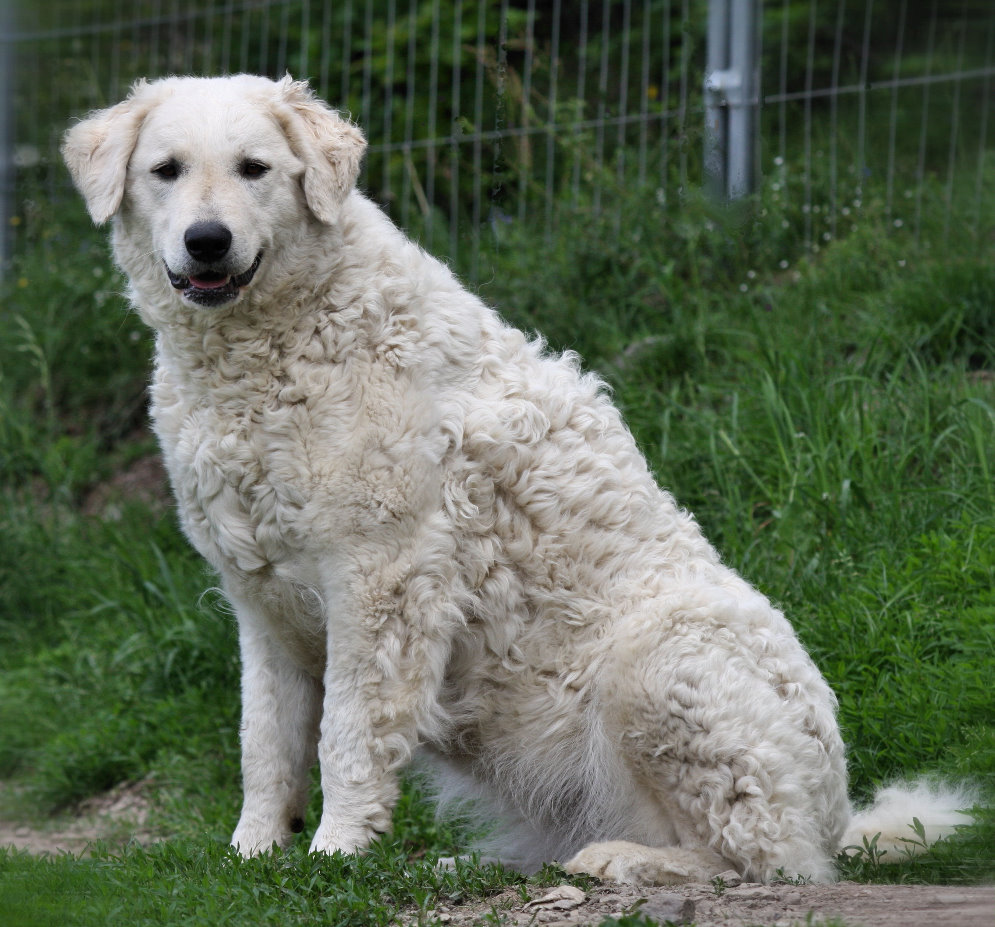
[761,0,995,248]
[2,1,995,274]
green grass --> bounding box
[1,155,993,925]
[0,843,535,927]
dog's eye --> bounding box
[240,160,270,179]
[151,160,180,180]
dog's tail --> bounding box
[841,780,977,862]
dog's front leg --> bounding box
[230,595,323,856]
[308,566,452,856]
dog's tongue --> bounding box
[189,274,231,290]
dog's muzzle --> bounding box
[166,221,262,307]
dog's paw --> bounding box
[564,841,724,885]
[307,818,383,856]
[231,822,292,857]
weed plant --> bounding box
[1,155,993,924]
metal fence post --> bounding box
[704,0,760,199]
[0,0,13,276]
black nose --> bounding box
[184,221,233,262]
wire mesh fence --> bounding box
[762,0,995,248]
[3,0,994,273]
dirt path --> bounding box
[0,779,157,856]
[422,879,995,927]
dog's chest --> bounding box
[149,330,447,579]
[165,405,311,574]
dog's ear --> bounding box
[61,80,157,225]
[275,77,367,225]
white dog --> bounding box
[62,75,970,883]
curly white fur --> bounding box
[62,75,973,884]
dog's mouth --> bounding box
[166,253,263,306]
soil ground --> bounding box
[418,878,995,927]
[0,778,157,856]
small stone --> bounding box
[598,893,625,905]
[730,885,776,901]
[715,869,742,887]
[639,892,696,925]
[784,891,803,905]
[524,885,587,912]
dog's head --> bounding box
[62,75,366,309]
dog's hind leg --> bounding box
[566,840,728,884]
[567,583,849,884]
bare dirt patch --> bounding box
[416,878,995,927]
[82,452,171,519]
[0,778,158,856]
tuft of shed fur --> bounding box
[841,781,977,862]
